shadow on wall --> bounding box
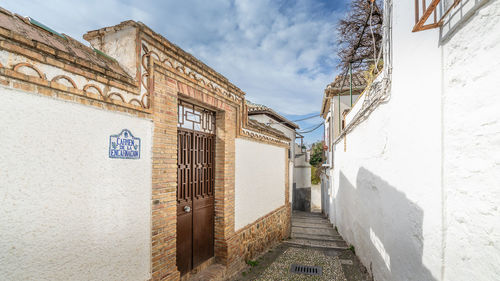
[337,167,436,281]
[292,183,311,212]
[440,0,490,43]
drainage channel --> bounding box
[290,264,323,276]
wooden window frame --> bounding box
[413,0,461,32]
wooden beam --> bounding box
[412,0,441,32]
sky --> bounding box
[3,0,349,145]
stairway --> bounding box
[285,211,348,250]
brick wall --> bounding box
[0,13,292,280]
[150,56,291,279]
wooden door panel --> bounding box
[177,130,193,276]
[177,126,215,276]
[176,212,192,275]
[193,198,214,267]
[192,132,215,267]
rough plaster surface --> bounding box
[329,1,443,281]
[325,1,500,281]
[87,27,138,78]
[0,87,152,281]
[442,1,500,280]
[235,138,285,230]
[310,184,321,212]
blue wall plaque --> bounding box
[109,129,141,159]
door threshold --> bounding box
[180,257,226,281]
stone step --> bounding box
[292,216,330,222]
[292,214,325,219]
[292,226,338,237]
[292,211,323,216]
[291,233,344,242]
[292,222,333,229]
[186,264,225,281]
[292,219,331,226]
[285,239,348,250]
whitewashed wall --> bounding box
[328,1,500,281]
[441,1,500,280]
[0,87,153,281]
[248,114,295,204]
[310,184,321,212]
[293,151,311,189]
[235,138,286,230]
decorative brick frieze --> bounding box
[0,70,149,117]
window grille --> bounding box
[178,100,216,134]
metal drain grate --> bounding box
[290,264,322,276]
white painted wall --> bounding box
[248,114,296,157]
[441,1,500,280]
[326,1,500,281]
[310,184,321,212]
[235,138,286,230]
[249,113,296,204]
[0,87,153,281]
[293,149,311,189]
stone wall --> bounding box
[231,205,291,272]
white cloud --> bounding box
[3,0,346,140]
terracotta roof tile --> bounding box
[246,100,299,129]
[326,72,367,93]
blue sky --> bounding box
[3,0,348,145]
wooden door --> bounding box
[176,101,215,276]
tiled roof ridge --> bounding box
[246,100,299,129]
[327,71,367,90]
[247,119,290,140]
[0,6,134,84]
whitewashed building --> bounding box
[321,1,500,281]
[246,101,307,210]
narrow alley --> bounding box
[228,212,370,281]
[1,1,499,281]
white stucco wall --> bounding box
[327,1,500,281]
[248,113,296,204]
[0,87,152,281]
[441,1,500,280]
[248,114,296,157]
[293,150,311,189]
[235,138,286,230]
[310,184,321,212]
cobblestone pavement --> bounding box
[231,212,371,281]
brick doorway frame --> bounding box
[150,60,238,280]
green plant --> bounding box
[309,142,324,166]
[242,271,247,276]
[349,245,356,254]
[246,260,259,267]
[311,166,320,185]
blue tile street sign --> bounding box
[109,129,141,159]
